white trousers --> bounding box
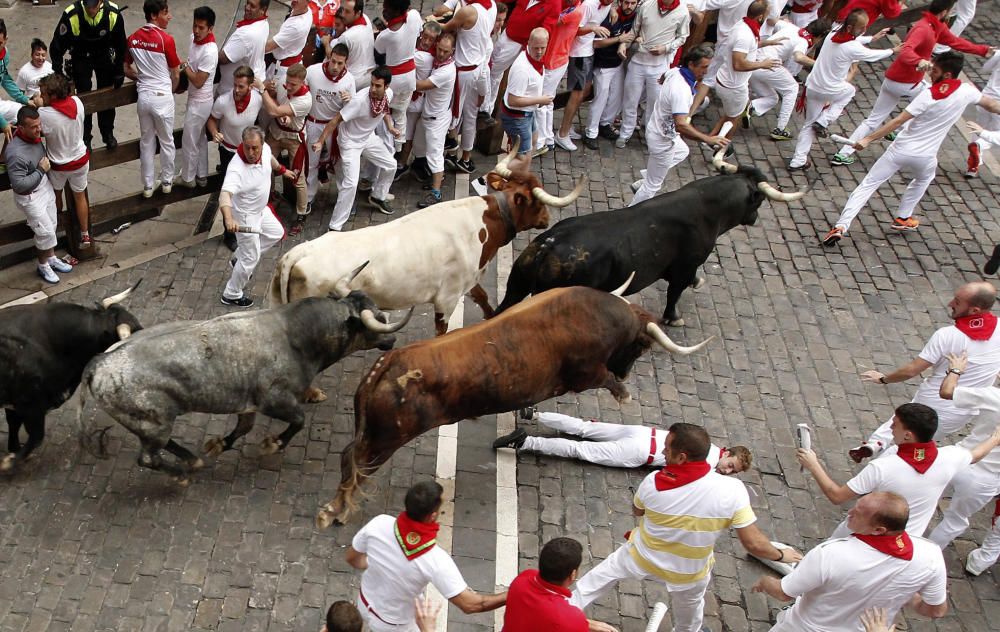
[180,98,213,182]
[838,79,926,157]
[789,84,856,168]
[305,119,333,203]
[789,9,818,26]
[749,66,799,131]
[330,135,396,231]
[486,32,524,114]
[16,182,58,250]
[630,131,690,206]
[223,207,284,299]
[571,544,712,632]
[929,463,1000,548]
[137,92,176,189]
[968,510,1000,573]
[833,147,937,232]
[586,66,625,138]
[620,60,668,141]
[536,63,568,148]
[414,111,451,174]
[355,594,419,632]
[864,407,974,454]
[390,70,416,151]
[972,106,1000,156]
[455,65,488,152]
[522,412,655,467]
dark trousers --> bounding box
[219,146,235,173]
[72,58,117,140]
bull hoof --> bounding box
[316,508,338,529]
[0,454,15,472]
[667,318,685,327]
[691,276,706,290]
[188,458,205,471]
[203,437,225,457]
[259,436,282,456]
[304,387,328,404]
[172,475,191,487]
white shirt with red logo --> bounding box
[305,63,356,121]
[126,23,181,95]
[894,83,982,156]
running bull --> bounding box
[494,158,805,326]
[317,283,712,527]
[269,149,585,335]
[77,278,410,482]
[0,285,142,471]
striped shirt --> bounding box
[630,469,755,587]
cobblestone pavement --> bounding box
[4,6,1000,632]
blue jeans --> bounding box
[500,110,535,154]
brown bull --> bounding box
[317,285,712,527]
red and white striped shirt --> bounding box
[126,23,180,95]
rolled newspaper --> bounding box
[797,424,812,452]
[645,602,668,632]
[750,541,797,576]
[830,134,854,145]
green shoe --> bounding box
[831,152,856,166]
[884,131,897,141]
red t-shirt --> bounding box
[505,0,563,45]
[836,0,903,24]
[884,12,989,84]
[502,569,589,632]
[542,2,584,70]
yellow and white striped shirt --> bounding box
[630,470,756,588]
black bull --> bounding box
[494,167,803,325]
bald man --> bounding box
[500,28,551,155]
[850,282,1000,462]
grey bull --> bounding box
[77,286,410,482]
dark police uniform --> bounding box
[49,0,127,147]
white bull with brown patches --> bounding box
[269,151,585,335]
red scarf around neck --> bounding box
[369,90,389,117]
[236,14,268,27]
[395,511,440,560]
[798,27,814,47]
[234,90,252,114]
[432,55,454,69]
[616,7,635,21]
[14,128,41,144]
[324,63,348,83]
[831,29,856,43]
[955,312,998,340]
[385,12,408,27]
[467,0,494,9]
[653,460,711,491]
[289,83,310,97]
[49,96,78,119]
[348,14,368,28]
[526,52,544,74]
[854,532,914,560]
[194,32,217,45]
[236,142,260,164]
[896,441,938,474]
[657,0,679,13]
[930,78,962,100]
[742,17,761,41]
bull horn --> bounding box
[532,175,587,208]
[610,272,636,297]
[333,261,371,298]
[494,142,519,178]
[712,146,739,174]
[116,324,132,340]
[360,307,413,333]
[757,182,805,202]
[645,322,714,355]
[100,279,143,309]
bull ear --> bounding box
[514,191,528,210]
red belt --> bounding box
[51,150,90,171]
[389,58,416,75]
[457,64,477,72]
[279,53,303,67]
[646,428,657,465]
[221,140,238,151]
[359,588,397,626]
[307,115,331,124]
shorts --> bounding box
[500,109,535,154]
[47,162,90,193]
[567,55,595,92]
[715,82,750,118]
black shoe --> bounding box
[223,231,238,252]
[444,136,459,152]
[519,406,537,420]
[788,158,812,172]
[221,295,254,307]
[492,427,528,450]
[811,122,829,139]
[583,136,599,150]
[454,158,475,174]
[103,133,118,150]
[394,164,410,182]
[417,191,442,208]
[443,154,459,170]
[598,124,619,140]
[318,167,330,184]
[369,195,395,215]
[986,244,1000,275]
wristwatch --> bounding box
[879,375,888,384]
[947,368,964,376]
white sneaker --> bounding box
[640,169,647,179]
[37,263,59,284]
[568,128,582,140]
[175,178,197,189]
[631,180,642,193]
[48,256,73,273]
[966,550,992,576]
[161,182,173,195]
[142,184,156,198]
[554,135,578,151]
[615,136,628,149]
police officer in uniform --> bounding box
[49,0,127,149]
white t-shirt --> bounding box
[272,10,313,62]
[647,67,693,139]
[807,34,893,94]
[338,87,394,148]
[704,0,753,39]
[305,63,356,121]
[982,52,1000,99]
[127,24,181,96]
[218,19,270,95]
[762,20,810,74]
[352,514,468,626]
[187,36,219,104]
[16,61,52,99]
[846,445,972,536]
[568,0,613,58]
[716,20,758,89]
[39,96,86,164]
[335,17,377,85]
[454,3,494,67]
[408,50,435,113]
[953,386,1000,473]
[911,322,1000,418]
[423,61,457,117]
[268,89,313,140]
[504,51,543,112]
[374,10,423,67]
[211,90,263,149]
[222,143,273,216]
[893,83,982,156]
[775,536,946,632]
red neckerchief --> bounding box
[467,0,494,8]
[831,29,856,43]
[896,441,939,474]
[653,460,711,491]
[233,90,252,114]
[742,16,761,41]
[348,14,368,28]
[236,143,261,164]
[236,14,268,27]
[289,83,310,97]
[930,78,963,100]
[798,27,814,47]
[526,53,544,75]
[49,96,78,119]
[955,312,998,340]
[323,63,348,83]
[528,569,572,597]
[14,128,41,144]
[369,90,389,117]
[194,33,217,45]
[853,532,914,560]
[394,511,440,560]
[432,54,454,69]
[616,6,635,20]
[385,13,408,27]
[657,0,679,13]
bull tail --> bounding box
[270,245,309,306]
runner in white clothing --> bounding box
[798,402,1000,538]
[443,0,495,173]
[124,0,181,198]
[177,7,218,190]
[966,51,1000,177]
[264,0,312,100]
[217,0,270,96]
[410,32,457,209]
[304,43,355,207]
[375,2,423,150]
[15,40,52,99]
[333,0,377,89]
[821,52,1000,244]
[396,23,439,180]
